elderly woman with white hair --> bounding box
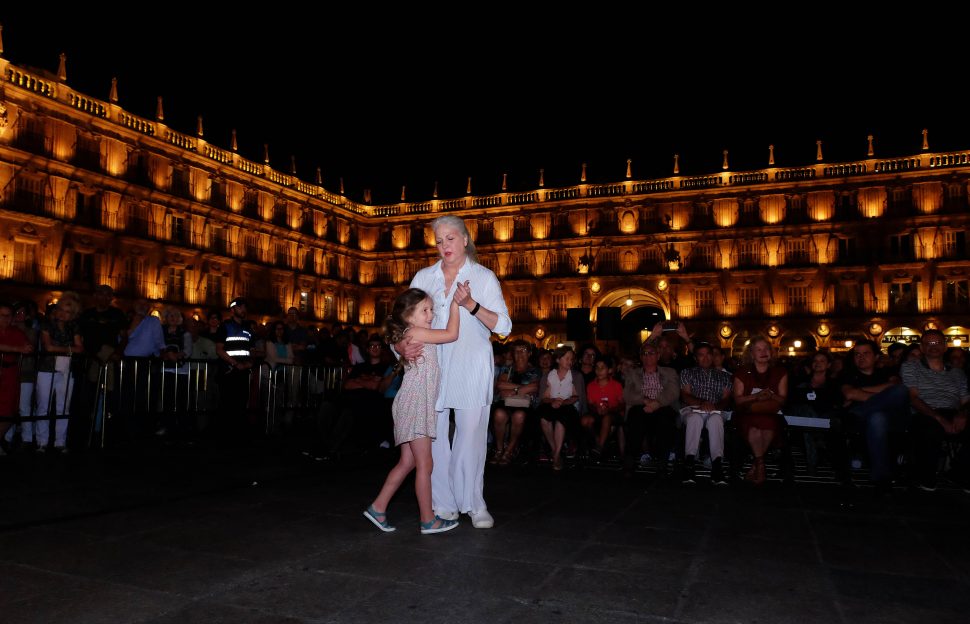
[397,215,512,529]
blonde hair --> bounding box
[742,335,772,364]
[431,216,477,262]
[161,306,183,325]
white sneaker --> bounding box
[435,510,459,521]
[468,509,494,529]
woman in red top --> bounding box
[0,303,33,451]
[584,355,624,459]
[733,336,787,485]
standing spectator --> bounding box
[283,307,308,360]
[158,306,192,436]
[35,303,83,452]
[118,298,165,441]
[264,321,295,370]
[901,329,970,491]
[9,302,40,448]
[75,285,126,441]
[200,311,222,342]
[840,339,908,493]
[733,336,787,486]
[214,297,256,441]
[679,343,733,485]
[0,303,33,454]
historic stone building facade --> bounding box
[2,51,969,355]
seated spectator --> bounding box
[584,355,624,460]
[649,321,695,372]
[787,351,852,483]
[623,342,680,477]
[577,344,600,386]
[733,336,787,486]
[901,329,970,491]
[840,339,908,492]
[537,347,586,471]
[491,340,539,465]
[679,343,733,485]
[322,336,389,453]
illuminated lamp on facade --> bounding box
[657,279,668,292]
[664,244,681,272]
[590,281,601,294]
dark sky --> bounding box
[2,9,966,204]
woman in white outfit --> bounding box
[398,216,512,528]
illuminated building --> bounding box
[2,48,969,353]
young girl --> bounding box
[363,287,463,534]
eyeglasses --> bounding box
[641,350,658,356]
[923,341,943,346]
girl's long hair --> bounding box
[383,288,432,346]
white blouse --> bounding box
[546,369,575,400]
[410,258,512,410]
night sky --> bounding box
[2,9,966,205]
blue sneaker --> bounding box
[420,515,459,535]
[363,506,396,532]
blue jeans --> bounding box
[849,384,910,483]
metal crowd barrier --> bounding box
[0,350,345,450]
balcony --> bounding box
[682,254,717,271]
[71,147,102,172]
[13,130,51,156]
[730,252,768,269]
[8,190,45,216]
[778,249,818,266]
[675,304,720,320]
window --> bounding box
[244,233,259,261]
[551,292,568,320]
[837,238,857,262]
[944,280,969,306]
[323,295,336,320]
[739,287,760,309]
[478,255,496,273]
[206,274,226,307]
[621,250,637,272]
[171,216,189,246]
[690,243,715,269]
[346,298,358,324]
[836,284,862,310]
[889,234,914,261]
[512,294,531,319]
[942,231,966,258]
[167,267,185,301]
[299,291,310,314]
[171,168,190,197]
[211,226,228,255]
[693,289,714,310]
[737,240,761,266]
[888,281,917,312]
[121,257,144,294]
[785,239,810,264]
[13,242,37,281]
[375,261,393,284]
[375,298,391,325]
[275,241,289,266]
[274,284,288,309]
[787,286,808,310]
[597,249,618,273]
[71,252,94,282]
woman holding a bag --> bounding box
[491,340,539,465]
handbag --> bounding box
[503,395,531,408]
[54,355,72,375]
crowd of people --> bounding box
[479,326,970,494]
[0,285,412,455]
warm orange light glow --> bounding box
[857,188,887,218]
[913,182,942,214]
[759,195,786,224]
[806,191,835,221]
[713,199,738,227]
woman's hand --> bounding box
[454,280,472,308]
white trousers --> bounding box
[35,371,74,448]
[682,409,727,460]
[18,382,35,442]
[431,405,489,514]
